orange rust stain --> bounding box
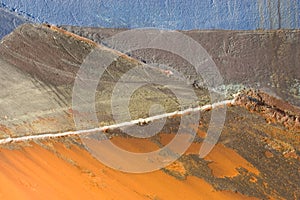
[165,161,186,176]
[205,144,260,178]
[283,151,298,159]
[46,25,97,47]
[197,130,207,138]
[159,133,203,155]
[110,136,160,153]
[185,142,202,154]
[0,142,106,199]
[167,113,182,119]
[119,54,141,65]
[0,141,259,199]
[159,133,175,146]
[250,176,258,183]
[159,132,204,155]
[264,150,274,158]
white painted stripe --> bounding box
[0,99,235,145]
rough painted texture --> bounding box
[0,24,209,138]
[0,0,299,30]
[62,26,300,107]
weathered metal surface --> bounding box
[0,24,299,199]
[62,25,300,107]
[0,24,209,138]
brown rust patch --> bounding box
[235,89,300,131]
[264,150,274,158]
[110,136,160,153]
[0,140,259,199]
[165,161,186,177]
[205,144,260,178]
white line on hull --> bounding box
[0,99,235,145]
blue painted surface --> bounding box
[0,0,299,30]
[0,8,30,39]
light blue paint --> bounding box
[0,8,30,39]
[0,0,299,30]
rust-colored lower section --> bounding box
[0,139,258,200]
[235,89,300,131]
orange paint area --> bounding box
[205,144,260,178]
[0,139,258,200]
